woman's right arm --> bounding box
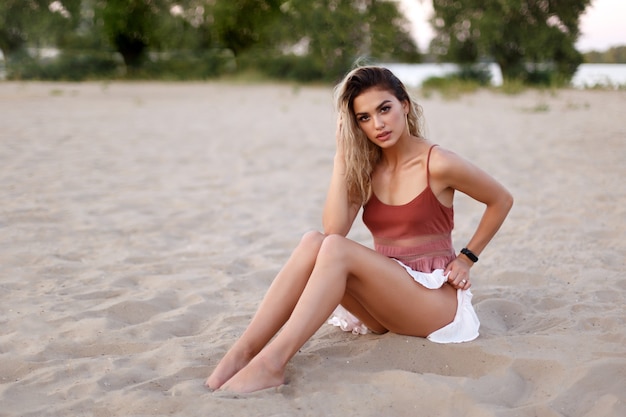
[322,154,360,236]
[322,117,360,235]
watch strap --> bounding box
[461,247,478,263]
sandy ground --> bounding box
[0,81,624,417]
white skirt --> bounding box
[327,262,480,343]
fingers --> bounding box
[445,259,471,290]
[335,115,345,155]
[458,278,470,290]
[447,276,470,290]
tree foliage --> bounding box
[367,0,420,63]
[2,0,419,80]
[265,0,419,79]
[430,0,591,83]
[208,0,283,56]
[96,0,168,68]
[0,0,81,60]
[583,46,626,64]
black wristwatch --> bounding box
[460,247,479,263]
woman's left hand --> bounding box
[444,257,472,290]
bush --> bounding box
[6,49,236,81]
[136,49,236,80]
[421,66,487,98]
[524,68,569,87]
[422,76,481,98]
[7,50,121,81]
[238,52,327,82]
[456,64,492,86]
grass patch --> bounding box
[499,79,526,95]
[420,65,492,99]
[421,76,481,99]
[527,102,550,112]
[565,100,590,110]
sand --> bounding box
[0,81,624,417]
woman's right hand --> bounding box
[335,114,344,156]
[323,113,358,235]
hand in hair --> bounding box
[335,115,343,153]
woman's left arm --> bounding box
[432,148,514,289]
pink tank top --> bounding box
[362,145,455,272]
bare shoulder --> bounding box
[427,145,474,179]
[428,144,511,205]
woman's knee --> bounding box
[317,234,350,262]
[298,232,352,267]
[298,230,325,252]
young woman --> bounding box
[206,66,513,393]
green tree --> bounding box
[96,0,165,69]
[0,0,86,79]
[66,0,201,53]
[208,0,283,56]
[1,0,419,80]
[0,0,44,60]
[49,0,83,47]
[0,0,81,61]
[153,2,204,52]
[584,46,626,63]
[367,0,420,63]
[289,0,368,75]
[266,0,419,79]
[430,0,591,83]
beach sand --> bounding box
[0,81,624,416]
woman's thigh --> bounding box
[320,235,457,337]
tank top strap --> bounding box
[426,144,438,184]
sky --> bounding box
[398,0,626,53]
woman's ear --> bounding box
[402,99,409,114]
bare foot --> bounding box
[219,354,285,394]
[205,348,253,390]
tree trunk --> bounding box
[114,34,147,70]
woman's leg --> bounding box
[219,234,457,393]
[205,231,326,390]
[338,292,389,334]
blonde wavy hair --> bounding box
[333,66,425,205]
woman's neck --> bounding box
[380,134,425,170]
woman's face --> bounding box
[352,87,408,147]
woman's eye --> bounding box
[358,115,370,122]
[380,106,391,113]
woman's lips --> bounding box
[376,131,391,141]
